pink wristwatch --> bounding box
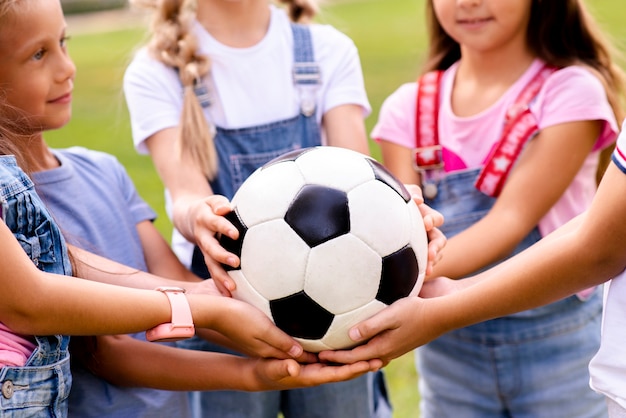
[146,286,195,342]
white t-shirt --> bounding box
[589,120,626,408]
[124,5,370,266]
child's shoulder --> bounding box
[536,63,610,113]
[382,82,419,109]
[546,64,606,94]
[59,147,126,173]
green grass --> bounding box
[45,1,625,416]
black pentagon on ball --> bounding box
[217,210,248,272]
[377,245,419,305]
[366,158,412,203]
[285,184,350,248]
[262,147,317,170]
[270,291,335,340]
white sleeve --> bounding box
[123,48,184,154]
[312,24,371,117]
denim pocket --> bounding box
[15,219,57,269]
[0,353,71,418]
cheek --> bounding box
[1,77,46,113]
[431,1,456,37]
[2,88,34,113]
[496,1,532,31]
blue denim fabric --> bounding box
[417,168,606,418]
[183,24,390,418]
[0,156,72,417]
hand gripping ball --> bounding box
[219,146,428,352]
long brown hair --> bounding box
[423,0,626,180]
[130,0,318,180]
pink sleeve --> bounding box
[536,66,619,151]
[370,83,418,149]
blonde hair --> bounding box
[131,0,318,180]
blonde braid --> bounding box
[131,0,217,179]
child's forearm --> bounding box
[70,245,201,289]
[436,226,615,333]
[82,334,253,391]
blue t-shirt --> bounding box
[32,147,191,418]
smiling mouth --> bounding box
[49,93,72,104]
[458,17,493,24]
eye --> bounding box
[60,35,71,49]
[32,49,46,61]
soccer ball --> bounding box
[219,146,428,352]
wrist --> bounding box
[190,293,232,331]
[172,197,199,243]
[146,287,195,342]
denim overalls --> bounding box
[416,168,606,417]
[190,23,322,277]
[0,156,72,417]
[184,24,391,418]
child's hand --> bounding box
[317,296,439,367]
[185,279,223,297]
[205,296,315,361]
[249,357,382,391]
[182,195,240,295]
[404,184,446,275]
[419,276,464,297]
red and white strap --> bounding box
[413,70,444,170]
[414,65,557,197]
[474,65,556,196]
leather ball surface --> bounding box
[219,146,428,352]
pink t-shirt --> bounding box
[0,322,36,367]
[372,59,619,235]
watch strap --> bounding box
[146,286,195,342]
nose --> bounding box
[457,0,480,7]
[56,52,76,83]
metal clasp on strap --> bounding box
[293,62,322,85]
[412,145,444,171]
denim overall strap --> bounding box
[0,156,72,417]
[425,167,598,318]
[291,23,321,117]
[191,24,322,277]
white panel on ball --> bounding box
[348,180,413,256]
[229,269,273,319]
[295,147,375,190]
[233,162,306,227]
[241,220,310,300]
[304,234,381,314]
[322,299,386,349]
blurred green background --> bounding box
[47,1,625,416]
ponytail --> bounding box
[131,0,217,179]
